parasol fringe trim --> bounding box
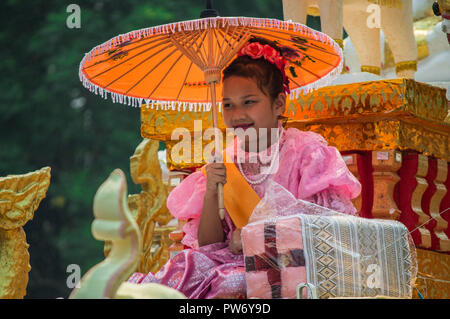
[79,17,343,111]
[81,16,338,62]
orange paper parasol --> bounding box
[79,4,343,219]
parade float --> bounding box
[1,0,449,299]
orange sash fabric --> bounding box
[201,151,261,229]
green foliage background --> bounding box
[0,0,321,298]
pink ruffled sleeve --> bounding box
[296,141,361,216]
[166,171,206,249]
[166,171,206,221]
[166,170,236,249]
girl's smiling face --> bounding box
[222,76,286,151]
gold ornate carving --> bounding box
[371,150,401,219]
[430,159,450,251]
[141,105,225,142]
[142,80,448,130]
[287,79,448,122]
[292,120,449,161]
[412,154,432,249]
[141,79,449,170]
[415,16,441,58]
[104,139,175,274]
[0,166,51,299]
[0,228,31,299]
[0,167,51,230]
[70,169,141,299]
[130,139,174,274]
[71,168,186,299]
[413,248,450,299]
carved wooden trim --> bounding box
[396,152,433,248]
[430,159,449,251]
[412,154,432,248]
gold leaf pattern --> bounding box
[413,249,450,299]
[0,167,50,299]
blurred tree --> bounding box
[0,0,327,298]
[0,0,193,299]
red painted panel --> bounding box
[357,151,374,219]
[440,162,450,240]
[396,152,422,246]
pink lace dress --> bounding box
[127,124,362,298]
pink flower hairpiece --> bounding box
[238,42,290,95]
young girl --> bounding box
[127,37,361,299]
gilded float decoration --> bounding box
[141,79,449,170]
[0,167,51,299]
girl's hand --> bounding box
[204,162,227,195]
[198,160,226,247]
[229,228,243,255]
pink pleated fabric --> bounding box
[127,125,362,299]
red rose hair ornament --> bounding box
[237,41,290,95]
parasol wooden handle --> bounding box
[204,28,226,221]
[218,183,225,219]
[207,79,225,220]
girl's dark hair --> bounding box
[222,37,284,102]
